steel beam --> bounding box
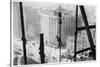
[74,5,78,61]
[79,6,96,60]
[77,25,96,31]
[19,2,27,64]
[76,46,95,54]
[39,34,45,64]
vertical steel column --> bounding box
[39,34,45,64]
[74,5,78,61]
[58,11,62,63]
[19,2,27,64]
[79,6,96,60]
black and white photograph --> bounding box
[11,0,96,66]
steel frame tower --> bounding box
[74,5,96,61]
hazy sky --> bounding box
[13,1,96,42]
